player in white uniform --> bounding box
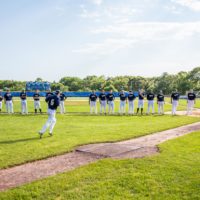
[137,89,145,115]
[4,88,14,114]
[33,90,42,114]
[99,89,107,114]
[0,90,3,112]
[59,92,67,114]
[20,89,28,114]
[186,89,196,115]
[119,90,127,115]
[157,91,165,115]
[127,90,136,115]
[146,91,155,114]
[171,90,180,115]
[106,90,115,114]
[89,91,98,114]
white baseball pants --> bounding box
[147,100,154,114]
[40,109,56,134]
[21,100,28,114]
[187,100,194,115]
[6,101,13,113]
[172,100,179,115]
[158,101,164,114]
[90,101,97,114]
[108,101,114,114]
[128,101,134,114]
[0,102,2,110]
[119,101,126,114]
[60,101,65,114]
[34,101,41,109]
[138,100,144,108]
[100,100,106,113]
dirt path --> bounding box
[1,122,200,192]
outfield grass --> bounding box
[0,130,199,199]
[0,114,199,169]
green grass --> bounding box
[0,131,199,200]
[0,114,199,169]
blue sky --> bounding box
[0,0,200,81]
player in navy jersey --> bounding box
[20,89,28,114]
[157,91,165,114]
[59,92,67,114]
[89,91,98,114]
[106,90,115,114]
[187,89,196,115]
[45,89,53,98]
[137,89,145,115]
[127,90,136,115]
[39,91,60,138]
[0,89,3,112]
[4,88,14,114]
[99,89,107,114]
[171,89,180,115]
[119,90,127,115]
[146,91,155,114]
[33,89,42,114]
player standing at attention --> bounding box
[60,92,67,114]
[106,89,115,114]
[171,89,180,115]
[186,89,196,115]
[20,89,28,114]
[157,90,165,115]
[137,89,145,115]
[146,90,155,114]
[0,90,3,112]
[99,89,107,114]
[127,90,136,115]
[39,91,60,138]
[4,88,14,114]
[119,90,127,115]
[89,90,98,114]
[33,89,42,114]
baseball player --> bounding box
[137,89,145,115]
[99,89,107,114]
[89,91,98,114]
[4,88,14,114]
[186,89,196,115]
[157,90,165,114]
[119,90,127,115]
[127,90,136,115]
[106,90,115,114]
[45,89,53,111]
[20,89,28,114]
[0,90,3,112]
[39,90,60,138]
[171,89,180,115]
[33,89,42,114]
[60,92,67,114]
[146,91,155,114]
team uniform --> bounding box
[89,93,98,114]
[119,92,127,114]
[127,92,136,114]
[147,93,155,114]
[106,93,115,114]
[33,93,42,113]
[60,93,67,114]
[39,94,60,137]
[0,93,3,111]
[187,92,196,115]
[137,92,145,114]
[171,92,180,115]
[4,92,14,113]
[20,92,28,114]
[45,92,53,111]
[157,94,165,114]
[99,92,107,114]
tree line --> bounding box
[1,67,200,95]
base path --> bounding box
[1,122,200,192]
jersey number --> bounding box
[50,99,55,106]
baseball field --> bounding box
[0,98,200,199]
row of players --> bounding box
[0,88,196,115]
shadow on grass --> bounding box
[0,137,42,144]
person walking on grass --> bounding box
[39,90,60,138]
[186,89,196,115]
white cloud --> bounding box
[89,0,103,6]
[172,0,200,11]
[74,21,200,55]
